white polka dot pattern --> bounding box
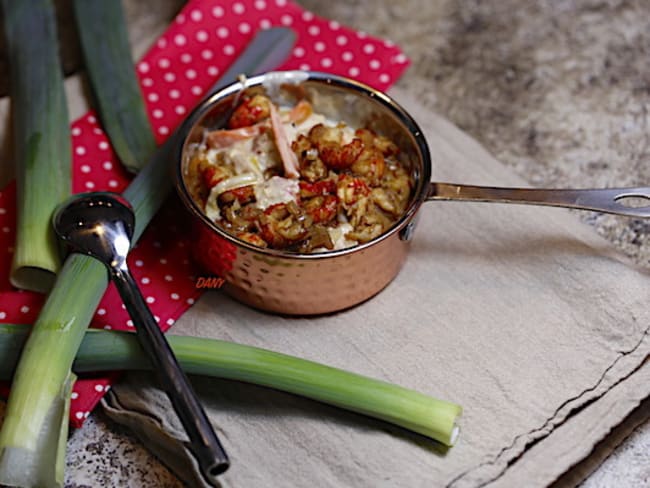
[0,0,409,428]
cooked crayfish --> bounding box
[187,93,414,251]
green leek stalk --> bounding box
[2,0,71,292]
[0,324,462,446]
[72,0,156,173]
[0,28,296,488]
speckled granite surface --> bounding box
[1,0,648,487]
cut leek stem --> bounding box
[0,368,76,488]
[0,258,104,488]
[1,0,71,292]
[0,324,462,447]
[72,0,156,173]
[0,28,297,488]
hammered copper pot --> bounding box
[173,71,650,315]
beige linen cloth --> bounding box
[101,89,650,488]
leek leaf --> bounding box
[72,0,156,173]
[1,0,71,292]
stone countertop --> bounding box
[1,0,648,486]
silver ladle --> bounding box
[53,192,229,483]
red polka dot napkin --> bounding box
[0,0,410,427]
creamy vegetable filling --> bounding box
[185,92,413,252]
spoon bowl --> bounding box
[53,193,134,268]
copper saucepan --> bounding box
[173,71,650,315]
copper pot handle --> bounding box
[426,182,650,218]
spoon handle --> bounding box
[111,265,229,483]
[427,183,650,217]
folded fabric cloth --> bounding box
[103,90,650,487]
[0,0,408,426]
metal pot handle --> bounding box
[426,182,650,218]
